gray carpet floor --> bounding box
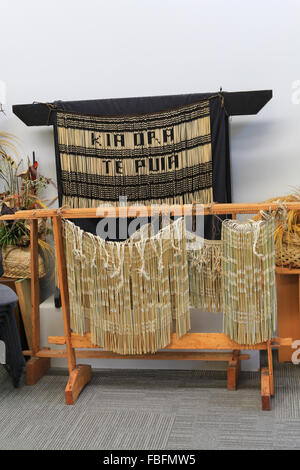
[1,358,300,450]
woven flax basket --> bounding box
[1,245,46,279]
[276,232,300,268]
[256,194,300,269]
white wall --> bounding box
[1,0,300,370]
[1,0,300,200]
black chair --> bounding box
[0,250,25,387]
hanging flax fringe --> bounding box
[63,218,190,355]
[221,215,277,345]
[187,232,222,312]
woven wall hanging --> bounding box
[221,215,277,345]
[63,218,190,355]
[55,99,213,207]
[187,231,222,313]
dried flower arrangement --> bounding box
[0,132,55,277]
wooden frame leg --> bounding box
[267,340,274,396]
[26,356,50,385]
[53,215,81,403]
[227,350,240,391]
[261,367,271,411]
[65,364,92,405]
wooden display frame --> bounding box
[1,202,297,410]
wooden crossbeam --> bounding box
[2,202,300,221]
[23,348,250,361]
[48,332,292,351]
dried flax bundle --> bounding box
[221,215,277,345]
[63,218,190,355]
[187,232,222,312]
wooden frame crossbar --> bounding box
[0,203,295,409]
[2,202,300,220]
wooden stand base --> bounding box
[227,350,240,391]
[261,367,271,411]
[65,365,92,405]
[227,361,240,391]
[44,333,291,407]
[227,347,273,410]
[26,356,51,386]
